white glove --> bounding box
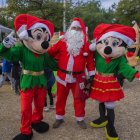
[3,31,17,48]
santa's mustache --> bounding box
[65,30,84,56]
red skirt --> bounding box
[90,72,124,102]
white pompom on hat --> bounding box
[89,41,96,51]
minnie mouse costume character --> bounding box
[0,14,57,140]
[89,23,140,140]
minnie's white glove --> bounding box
[3,31,16,48]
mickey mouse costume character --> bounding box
[89,23,140,140]
[0,14,57,140]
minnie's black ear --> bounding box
[48,35,50,42]
[127,47,136,53]
[120,41,127,48]
[96,41,102,44]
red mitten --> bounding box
[135,72,140,80]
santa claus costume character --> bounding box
[47,18,95,129]
[89,23,140,140]
[0,14,57,140]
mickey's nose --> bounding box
[104,46,112,55]
[41,41,49,49]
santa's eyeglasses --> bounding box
[71,26,82,31]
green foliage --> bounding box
[0,7,13,29]
[2,0,64,31]
[115,0,140,25]
[3,0,139,40]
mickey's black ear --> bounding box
[27,30,33,38]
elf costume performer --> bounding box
[0,14,57,140]
[89,23,140,140]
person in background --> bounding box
[44,67,56,112]
[0,62,2,74]
[51,71,57,98]
[11,61,21,95]
[0,58,13,88]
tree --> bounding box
[0,0,120,38]
[2,0,64,31]
[70,0,115,39]
[115,0,140,26]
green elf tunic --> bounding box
[90,51,138,102]
[0,43,57,91]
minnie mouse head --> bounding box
[90,23,136,62]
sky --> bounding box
[74,0,120,9]
[0,0,120,9]
[99,0,120,9]
[0,0,6,7]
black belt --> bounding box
[59,68,84,75]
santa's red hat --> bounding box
[14,14,54,40]
[90,23,136,51]
[70,18,87,44]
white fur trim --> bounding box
[29,23,51,36]
[17,24,26,35]
[89,43,96,51]
[83,52,88,56]
[104,102,115,109]
[76,117,84,121]
[17,24,28,40]
[56,115,64,120]
[70,21,81,28]
[18,30,28,40]
[65,55,76,83]
[56,76,66,86]
[98,31,134,47]
[88,70,95,76]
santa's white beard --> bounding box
[65,30,84,56]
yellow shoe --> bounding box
[105,127,119,140]
[89,120,108,128]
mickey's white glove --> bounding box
[3,31,16,48]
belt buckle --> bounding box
[68,71,72,75]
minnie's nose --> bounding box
[41,41,49,49]
[104,46,112,55]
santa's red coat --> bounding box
[47,40,95,86]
